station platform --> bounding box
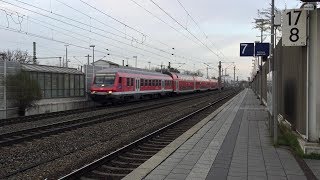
[124,89,310,180]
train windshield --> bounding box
[94,74,115,86]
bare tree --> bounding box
[0,49,34,64]
[253,5,283,41]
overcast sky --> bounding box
[0,0,306,80]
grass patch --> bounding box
[278,123,320,159]
[278,123,304,157]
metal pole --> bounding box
[92,46,95,76]
[86,55,90,65]
[260,57,263,104]
[133,56,137,68]
[218,61,221,90]
[234,66,236,82]
[33,42,36,64]
[260,28,263,105]
[271,0,277,144]
[65,45,69,67]
[206,66,209,79]
[1,54,7,118]
[59,57,62,67]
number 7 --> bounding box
[241,44,248,54]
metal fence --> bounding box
[252,38,307,135]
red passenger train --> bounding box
[90,68,220,103]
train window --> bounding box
[152,80,155,86]
[119,77,122,84]
[127,78,130,86]
[141,79,144,86]
[148,80,151,86]
[131,78,134,86]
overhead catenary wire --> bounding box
[0,1,177,63]
[6,0,180,62]
[176,0,226,59]
[1,0,218,74]
[149,0,221,59]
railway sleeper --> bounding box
[110,159,141,167]
[147,139,171,145]
[118,155,148,162]
[153,135,177,141]
[131,148,159,154]
[138,145,164,151]
[125,151,154,158]
[141,142,167,148]
[86,170,126,179]
[100,165,135,173]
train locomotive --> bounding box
[90,68,221,104]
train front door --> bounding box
[135,78,140,92]
[176,80,179,93]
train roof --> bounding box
[96,67,170,77]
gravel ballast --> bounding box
[0,90,237,179]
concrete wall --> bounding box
[25,97,96,116]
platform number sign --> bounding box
[240,43,254,56]
[282,9,307,46]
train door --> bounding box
[135,78,140,92]
[175,80,179,92]
[161,80,165,91]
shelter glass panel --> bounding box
[70,74,74,97]
[64,74,70,97]
[45,73,52,98]
[52,73,58,98]
[58,74,64,97]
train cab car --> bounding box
[90,68,173,103]
[168,73,195,94]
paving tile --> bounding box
[144,174,166,180]
[149,169,171,175]
[170,168,190,174]
[267,175,287,180]
[165,173,188,180]
[227,176,248,180]
[247,175,268,180]
[286,175,308,180]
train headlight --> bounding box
[91,91,96,94]
[108,91,112,94]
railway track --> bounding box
[0,105,105,127]
[0,89,226,127]
[0,89,234,147]
[59,91,238,180]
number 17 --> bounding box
[286,10,302,26]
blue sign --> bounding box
[255,43,270,56]
[240,43,254,56]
